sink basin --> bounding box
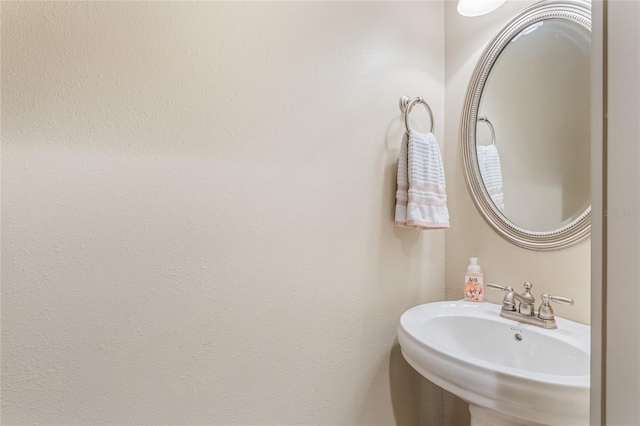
[397,301,590,426]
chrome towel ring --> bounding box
[399,96,434,134]
[478,116,496,146]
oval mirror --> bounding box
[461,0,591,251]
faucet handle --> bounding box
[541,293,574,306]
[487,283,516,311]
[538,293,574,320]
[487,283,513,292]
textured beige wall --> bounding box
[1,2,445,424]
[444,0,590,326]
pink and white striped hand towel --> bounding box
[395,130,450,229]
[394,133,413,228]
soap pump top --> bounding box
[467,257,481,273]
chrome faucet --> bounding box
[487,282,574,329]
[513,282,535,316]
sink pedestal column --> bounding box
[469,405,546,426]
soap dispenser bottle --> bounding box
[464,257,484,302]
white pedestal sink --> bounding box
[397,301,589,426]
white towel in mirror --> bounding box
[477,144,504,211]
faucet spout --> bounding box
[514,282,535,315]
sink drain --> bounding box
[514,333,523,341]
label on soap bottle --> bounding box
[464,273,484,302]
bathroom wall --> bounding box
[444,0,591,325]
[1,2,446,424]
[604,0,640,423]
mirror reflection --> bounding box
[476,18,591,232]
